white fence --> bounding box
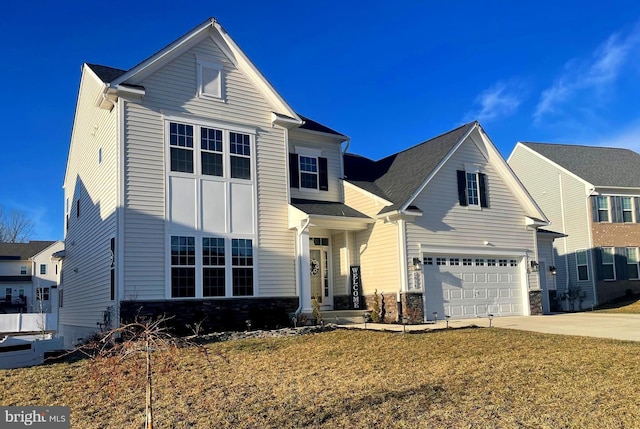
[0,335,65,369]
[0,313,57,333]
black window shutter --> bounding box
[635,197,640,223]
[611,196,622,223]
[479,173,488,208]
[594,248,603,281]
[319,157,329,191]
[591,197,599,222]
[457,170,467,206]
[615,247,628,280]
[289,153,299,189]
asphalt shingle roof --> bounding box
[291,199,370,219]
[298,114,345,137]
[521,142,640,188]
[0,241,56,260]
[345,122,476,213]
[86,63,127,83]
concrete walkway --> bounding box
[339,312,640,342]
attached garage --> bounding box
[422,254,526,320]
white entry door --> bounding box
[310,246,332,309]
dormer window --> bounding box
[197,59,223,99]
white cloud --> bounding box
[590,120,640,152]
[465,81,525,123]
[535,24,640,122]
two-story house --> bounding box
[509,142,640,309]
[0,240,63,314]
[62,18,551,346]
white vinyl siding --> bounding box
[344,185,400,295]
[60,67,119,347]
[408,137,535,290]
[509,144,596,307]
[124,36,295,298]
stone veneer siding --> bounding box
[120,297,298,335]
[529,290,542,315]
[363,292,399,323]
[400,292,424,324]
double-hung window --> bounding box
[171,236,196,298]
[622,197,634,222]
[300,156,318,189]
[201,127,223,177]
[202,237,225,297]
[593,196,609,222]
[230,132,251,179]
[169,123,194,173]
[466,172,479,206]
[601,247,616,280]
[168,121,253,180]
[36,287,50,301]
[576,250,589,281]
[232,239,254,296]
[289,150,329,191]
[457,167,488,208]
[626,247,639,280]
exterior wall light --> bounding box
[412,257,422,270]
[530,261,539,272]
[549,266,557,275]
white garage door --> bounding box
[423,255,523,320]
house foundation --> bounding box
[120,297,298,335]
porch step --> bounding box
[318,310,371,325]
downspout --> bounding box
[558,174,570,295]
[294,217,311,316]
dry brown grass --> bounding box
[2,328,640,428]
[596,295,640,313]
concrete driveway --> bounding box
[479,313,640,342]
[342,313,640,342]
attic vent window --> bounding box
[197,60,223,99]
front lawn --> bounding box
[2,328,639,428]
[595,294,640,313]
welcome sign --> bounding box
[350,266,362,309]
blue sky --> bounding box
[3,1,640,240]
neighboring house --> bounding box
[0,241,63,314]
[62,18,551,347]
[343,122,550,322]
[509,142,640,309]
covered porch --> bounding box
[289,199,373,313]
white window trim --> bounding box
[576,249,590,282]
[196,59,223,100]
[626,247,640,280]
[602,247,616,281]
[163,115,259,299]
[295,147,322,193]
[167,234,257,298]
[622,196,634,223]
[596,196,610,223]
[464,163,482,210]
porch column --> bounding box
[298,227,311,311]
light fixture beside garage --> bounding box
[549,265,557,275]
[529,260,539,272]
[412,257,422,270]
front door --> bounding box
[310,246,332,309]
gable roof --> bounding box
[519,142,640,188]
[345,122,476,213]
[0,241,56,261]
